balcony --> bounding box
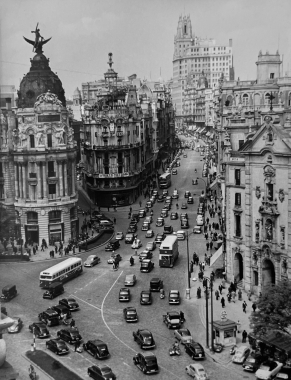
[116,131,123,137]
[29,173,37,179]
[48,171,56,178]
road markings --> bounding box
[72,295,102,312]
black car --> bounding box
[88,365,116,380]
[1,285,17,301]
[50,305,71,319]
[29,322,50,338]
[150,278,163,292]
[133,352,159,375]
[131,214,140,222]
[157,195,164,202]
[125,233,135,244]
[127,225,137,234]
[242,352,267,372]
[187,196,194,204]
[57,328,82,344]
[59,298,80,311]
[119,288,130,302]
[46,338,69,355]
[105,240,120,252]
[185,341,205,360]
[140,290,152,305]
[133,329,156,349]
[164,225,173,234]
[170,212,178,220]
[155,233,166,245]
[83,340,110,360]
[123,307,138,322]
[38,310,60,327]
[140,259,154,273]
[184,191,191,198]
[181,219,189,229]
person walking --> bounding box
[221,296,225,308]
[219,284,223,295]
[206,217,209,224]
[70,318,75,328]
[74,340,80,352]
[206,241,210,251]
[197,287,201,299]
[242,300,247,313]
[252,303,257,312]
[41,243,45,252]
[113,217,116,225]
[247,290,252,301]
[209,240,213,250]
[215,289,220,301]
[231,290,236,303]
[242,330,248,343]
[237,320,241,334]
[227,293,232,303]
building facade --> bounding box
[172,15,234,127]
[0,32,78,246]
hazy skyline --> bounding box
[1,0,291,98]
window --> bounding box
[235,169,241,185]
[47,133,52,147]
[239,140,244,149]
[265,93,271,105]
[270,73,274,79]
[49,184,56,195]
[253,271,258,286]
[49,210,61,223]
[48,161,55,177]
[184,25,187,34]
[30,134,35,148]
[27,211,38,224]
[0,162,3,177]
[235,215,241,237]
[235,193,241,206]
[266,183,273,201]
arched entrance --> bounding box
[233,252,243,282]
[262,259,275,287]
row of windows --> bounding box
[52,262,81,279]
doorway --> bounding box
[262,259,275,287]
[25,225,39,244]
[233,252,243,282]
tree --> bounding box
[249,280,291,336]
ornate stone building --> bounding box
[0,30,78,245]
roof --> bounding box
[251,331,291,354]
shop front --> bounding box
[25,224,39,245]
[49,223,64,245]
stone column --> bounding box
[71,161,75,194]
[37,162,42,198]
[43,162,47,198]
[23,163,28,199]
[58,161,63,197]
[56,163,60,198]
[64,162,68,196]
[14,163,19,198]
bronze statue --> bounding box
[23,23,52,54]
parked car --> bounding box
[232,346,251,364]
[163,311,182,329]
[7,317,23,333]
[140,259,154,273]
[174,328,192,344]
[140,290,152,305]
[125,233,135,244]
[133,329,155,349]
[133,352,159,374]
[156,218,164,227]
[142,222,150,231]
[119,288,130,302]
[59,298,79,311]
[145,229,154,238]
[87,365,116,380]
[243,352,267,372]
[131,239,142,249]
[185,341,205,360]
[170,212,178,220]
[84,255,101,267]
[169,290,180,305]
[193,225,202,234]
[123,307,138,323]
[115,232,124,240]
[150,278,163,292]
[255,361,283,380]
[181,219,189,229]
[146,241,156,251]
[124,274,136,286]
[1,285,17,301]
[50,304,71,319]
[38,309,60,327]
[196,215,204,226]
[57,328,82,344]
[29,322,50,338]
[155,233,165,245]
[83,339,110,360]
[139,209,146,218]
[46,338,69,355]
[185,363,208,379]
[164,225,173,234]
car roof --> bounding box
[87,254,97,259]
[125,274,135,278]
[125,306,136,311]
[170,290,179,293]
[90,339,106,346]
[190,363,204,370]
[168,311,180,316]
[151,277,161,282]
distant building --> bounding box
[172,15,234,127]
[0,85,17,110]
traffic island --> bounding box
[25,350,83,380]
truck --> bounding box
[159,235,179,268]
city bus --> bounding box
[39,257,83,288]
[159,235,179,268]
[159,172,171,189]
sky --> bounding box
[1,0,291,98]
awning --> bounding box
[209,178,218,189]
[210,245,223,267]
[200,127,206,134]
[196,127,202,133]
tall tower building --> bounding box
[172,15,234,127]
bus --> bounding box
[39,257,83,288]
[159,172,171,189]
[159,235,179,268]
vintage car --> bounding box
[145,216,153,223]
[46,338,69,355]
[83,339,110,360]
[105,240,120,252]
[133,352,159,374]
[127,225,137,234]
[115,231,124,240]
[123,307,138,323]
[164,225,173,234]
[59,298,79,311]
[1,285,17,302]
[255,361,283,380]
[150,278,163,292]
[145,230,154,238]
[163,311,182,329]
[139,250,153,262]
[185,341,205,360]
[57,328,82,344]
[50,305,71,319]
[38,309,60,327]
[184,191,191,198]
[84,255,101,267]
[185,363,208,379]
[155,233,165,245]
[140,259,154,273]
[133,329,156,349]
[181,219,189,229]
[29,322,50,338]
[172,169,178,175]
[131,239,142,249]
[157,195,164,202]
[156,218,164,227]
[232,345,251,364]
[119,288,131,302]
[242,352,267,372]
[146,241,156,251]
[181,203,188,209]
[124,274,136,286]
[170,212,178,220]
[174,328,192,344]
[196,215,204,226]
[193,225,202,234]
[7,317,23,333]
[87,365,116,380]
[169,290,180,305]
[139,209,147,218]
[125,233,135,244]
[187,196,194,204]
[140,290,152,305]
[160,209,168,218]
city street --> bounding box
[2,146,254,380]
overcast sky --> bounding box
[1,0,291,98]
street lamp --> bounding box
[202,276,214,351]
[185,230,196,299]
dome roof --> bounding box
[73,87,81,96]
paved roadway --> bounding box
[2,146,254,380]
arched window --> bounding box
[265,93,271,105]
[242,94,249,106]
[254,93,260,106]
[28,130,35,148]
[27,211,38,224]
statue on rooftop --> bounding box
[23,23,52,54]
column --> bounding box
[14,163,19,198]
[71,161,75,195]
[64,162,68,196]
[58,161,63,197]
[42,162,47,198]
[56,162,60,198]
[23,163,27,199]
[37,163,42,198]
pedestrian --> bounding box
[219,284,223,295]
[208,224,211,231]
[247,290,252,301]
[238,288,242,301]
[242,330,248,343]
[206,217,209,224]
[197,287,201,299]
[237,320,241,333]
[227,293,232,303]
[215,289,220,300]
[231,291,236,303]
[55,246,58,254]
[41,243,44,252]
[206,241,210,251]
[221,297,225,308]
[242,300,247,313]
[252,303,257,312]
[74,340,79,352]
[113,217,116,224]
[204,232,208,240]
[212,222,215,229]
[33,246,36,255]
[70,318,75,328]
[202,261,205,271]
[209,240,213,250]
[190,261,194,274]
[129,206,132,213]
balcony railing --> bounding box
[48,171,56,178]
[116,131,123,137]
[29,173,37,179]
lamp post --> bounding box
[186,230,196,299]
[203,276,214,351]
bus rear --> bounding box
[159,235,179,268]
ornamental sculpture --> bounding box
[279,189,285,203]
[282,258,288,274]
[255,186,261,199]
[23,23,52,54]
[34,90,63,110]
